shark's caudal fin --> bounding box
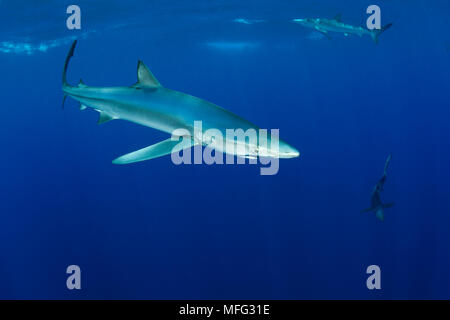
[112,137,195,165]
[62,40,77,108]
[375,208,385,221]
[371,23,393,44]
[63,40,77,87]
[376,203,395,220]
[362,203,393,220]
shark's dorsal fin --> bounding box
[136,60,160,88]
[334,13,342,22]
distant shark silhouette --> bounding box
[62,41,299,164]
[293,14,392,43]
[362,154,394,221]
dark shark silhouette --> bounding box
[362,154,394,221]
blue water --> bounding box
[1,0,449,299]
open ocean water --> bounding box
[0,0,449,299]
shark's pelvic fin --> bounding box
[79,104,87,111]
[112,137,194,165]
[334,13,342,22]
[135,60,161,88]
[97,112,115,124]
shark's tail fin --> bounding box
[63,40,77,87]
[371,23,392,44]
[375,208,385,221]
[376,202,395,221]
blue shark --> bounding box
[62,41,299,165]
[293,14,392,43]
[361,154,394,221]
[205,41,261,51]
[233,18,265,25]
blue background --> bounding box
[0,0,449,299]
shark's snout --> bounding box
[292,18,311,25]
[278,142,300,158]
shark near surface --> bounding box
[293,14,392,43]
[62,41,299,166]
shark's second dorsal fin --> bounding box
[334,13,342,22]
[78,79,87,88]
[136,60,160,88]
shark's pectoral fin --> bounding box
[112,137,195,165]
[315,26,332,40]
[97,112,115,125]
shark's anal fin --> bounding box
[112,136,195,165]
[97,112,115,124]
[134,60,161,88]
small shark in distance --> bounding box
[292,14,392,43]
[233,18,266,25]
[62,41,300,165]
[361,154,395,221]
